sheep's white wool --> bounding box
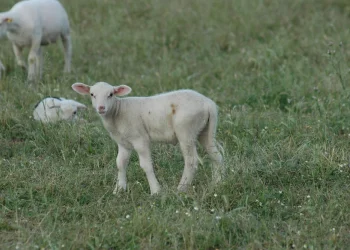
[33,97,86,123]
[72,82,223,195]
[0,0,72,82]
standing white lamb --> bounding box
[33,97,86,123]
[0,0,72,82]
[72,82,223,195]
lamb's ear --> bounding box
[113,85,132,96]
[47,98,62,109]
[48,103,61,109]
[0,17,12,24]
[72,83,90,95]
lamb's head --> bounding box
[59,100,86,121]
[72,82,132,115]
[47,99,86,121]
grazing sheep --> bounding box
[33,97,86,123]
[72,82,223,195]
[0,0,72,82]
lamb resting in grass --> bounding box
[0,0,72,82]
[33,97,86,123]
[72,82,223,195]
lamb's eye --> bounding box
[90,93,94,97]
[108,93,113,98]
[73,111,77,115]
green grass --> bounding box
[1,0,350,249]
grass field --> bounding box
[1,0,350,249]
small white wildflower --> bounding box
[300,213,304,216]
[292,244,296,248]
[210,208,215,213]
[279,190,282,194]
[298,205,302,208]
[303,244,307,248]
[277,200,281,204]
[194,206,199,211]
[61,245,65,248]
[215,216,221,220]
[125,215,130,219]
[331,228,335,232]
[259,202,262,206]
[264,126,268,130]
[175,210,179,214]
[185,212,191,217]
[53,88,59,92]
[297,230,301,235]
[306,195,310,199]
[120,226,123,229]
[214,193,218,197]
[305,161,308,163]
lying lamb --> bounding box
[0,0,72,82]
[72,82,223,195]
[33,97,86,123]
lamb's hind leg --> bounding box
[199,131,223,184]
[177,136,199,192]
[61,33,72,73]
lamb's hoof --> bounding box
[177,184,188,193]
[113,185,126,195]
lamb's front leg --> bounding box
[134,140,161,195]
[27,36,42,83]
[12,43,27,69]
[113,145,132,194]
[61,33,72,73]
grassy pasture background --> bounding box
[1,0,350,249]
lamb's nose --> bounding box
[98,105,105,111]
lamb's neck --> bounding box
[103,98,121,122]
